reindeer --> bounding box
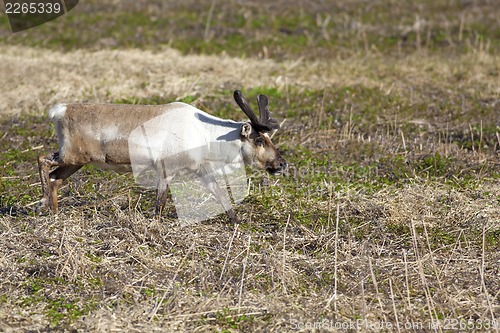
[37,90,287,223]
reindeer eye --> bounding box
[254,137,264,147]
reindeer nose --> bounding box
[279,161,287,170]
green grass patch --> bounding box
[2,1,498,58]
[19,276,96,327]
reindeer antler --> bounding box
[256,94,279,130]
[234,90,280,132]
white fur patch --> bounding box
[101,125,119,141]
[48,103,67,120]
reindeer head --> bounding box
[234,90,287,175]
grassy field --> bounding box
[0,0,499,332]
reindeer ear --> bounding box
[240,123,252,138]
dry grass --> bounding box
[0,0,499,331]
[0,45,498,118]
[0,183,498,331]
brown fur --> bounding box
[57,104,169,165]
[252,133,286,174]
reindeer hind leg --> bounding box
[37,152,82,214]
[48,165,83,213]
[37,153,58,213]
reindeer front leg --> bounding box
[154,160,174,216]
[200,174,240,224]
[155,176,172,216]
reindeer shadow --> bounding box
[0,205,33,217]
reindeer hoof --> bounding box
[36,198,58,215]
[227,210,241,224]
[36,198,48,215]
